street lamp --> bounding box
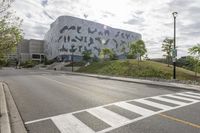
[71,45,75,72]
[172,12,178,80]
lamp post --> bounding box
[172,12,178,80]
[71,45,75,72]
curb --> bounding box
[0,82,27,133]
[0,82,11,133]
[3,82,27,133]
[60,71,200,92]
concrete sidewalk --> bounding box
[0,82,27,133]
[0,82,11,133]
[51,70,200,92]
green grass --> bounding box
[77,59,200,81]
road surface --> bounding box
[0,68,200,133]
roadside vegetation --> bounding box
[0,1,23,68]
[78,39,200,83]
[77,59,199,81]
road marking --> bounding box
[152,96,187,106]
[52,114,95,133]
[158,113,200,129]
[177,93,200,99]
[185,92,200,96]
[25,91,200,133]
[24,76,200,133]
[115,102,154,116]
[165,95,198,102]
[87,107,129,127]
[135,99,172,110]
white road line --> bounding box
[166,95,198,102]
[115,102,154,116]
[135,99,172,110]
[25,117,52,125]
[87,107,129,127]
[184,92,200,96]
[177,93,200,99]
[52,114,95,133]
[152,96,187,106]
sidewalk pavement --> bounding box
[0,82,11,133]
[0,82,27,133]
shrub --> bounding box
[21,60,39,68]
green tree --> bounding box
[129,40,147,60]
[82,51,92,62]
[100,48,113,60]
[144,54,149,60]
[0,1,23,58]
[162,38,173,67]
[188,44,200,78]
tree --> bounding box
[82,51,92,62]
[129,40,147,60]
[100,48,113,60]
[188,44,200,78]
[162,38,173,67]
[0,1,23,58]
[144,54,150,60]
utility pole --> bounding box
[172,12,178,79]
[71,45,75,72]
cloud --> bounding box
[41,0,48,7]
[123,15,145,25]
[11,0,200,58]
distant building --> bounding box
[44,16,142,61]
[17,39,44,62]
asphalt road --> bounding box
[0,68,200,133]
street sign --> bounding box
[172,58,176,62]
[172,49,177,58]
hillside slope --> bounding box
[77,60,200,81]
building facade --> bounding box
[44,16,141,61]
[17,39,44,62]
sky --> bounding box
[10,0,200,58]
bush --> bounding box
[44,59,55,65]
[65,61,86,67]
[21,60,39,68]
[0,59,6,67]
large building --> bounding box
[44,16,141,61]
[17,39,44,62]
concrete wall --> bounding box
[29,39,44,53]
[17,39,44,62]
[44,16,142,61]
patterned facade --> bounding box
[44,16,141,61]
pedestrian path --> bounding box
[25,91,200,133]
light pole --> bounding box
[71,45,75,72]
[172,12,178,79]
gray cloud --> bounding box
[41,0,48,7]
[123,15,144,25]
[43,10,54,20]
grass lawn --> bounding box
[77,59,200,81]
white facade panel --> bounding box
[44,16,142,60]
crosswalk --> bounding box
[25,91,200,133]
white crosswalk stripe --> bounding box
[135,99,172,110]
[87,107,129,127]
[152,96,188,106]
[115,102,155,116]
[166,95,198,102]
[52,114,95,133]
[177,93,200,99]
[25,91,200,133]
[184,92,200,97]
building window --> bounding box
[32,54,40,59]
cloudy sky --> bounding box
[10,0,200,58]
